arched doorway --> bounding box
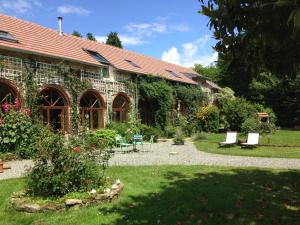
[112,93,130,123]
[139,98,154,126]
[0,79,19,113]
[38,86,70,133]
[79,90,105,129]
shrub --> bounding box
[196,105,220,133]
[241,117,276,135]
[27,132,107,197]
[222,98,256,131]
[85,129,118,149]
[173,129,185,145]
[0,105,38,158]
[164,125,177,138]
[139,124,161,142]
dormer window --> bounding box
[0,30,17,42]
[83,48,110,65]
[125,59,140,68]
[166,70,181,78]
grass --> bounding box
[1,166,300,225]
[194,129,300,158]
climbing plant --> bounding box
[174,84,207,122]
[59,66,92,135]
[138,77,174,130]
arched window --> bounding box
[0,80,19,113]
[113,94,130,123]
[79,91,105,129]
[38,87,70,133]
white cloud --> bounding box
[161,47,181,65]
[96,34,147,46]
[125,22,167,37]
[57,5,90,16]
[161,35,217,67]
[0,0,41,14]
[95,36,106,43]
[171,24,191,32]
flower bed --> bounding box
[10,180,123,213]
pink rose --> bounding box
[14,98,20,109]
[25,108,31,118]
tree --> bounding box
[106,32,123,48]
[86,33,96,41]
[194,64,221,83]
[199,0,300,77]
[72,31,82,38]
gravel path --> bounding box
[109,140,300,169]
[0,160,32,180]
[1,140,300,180]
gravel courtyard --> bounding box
[1,140,300,180]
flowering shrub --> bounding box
[196,105,220,132]
[0,100,38,158]
[27,132,108,197]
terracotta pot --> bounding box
[0,162,3,173]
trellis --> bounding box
[0,55,23,82]
[36,62,65,85]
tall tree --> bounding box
[106,32,123,48]
[86,33,96,41]
[194,64,221,83]
[199,0,300,77]
[72,31,82,38]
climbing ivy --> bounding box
[138,77,174,130]
[23,60,39,120]
[61,67,91,135]
[174,84,207,122]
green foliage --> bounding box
[164,125,177,138]
[194,63,221,83]
[200,0,300,76]
[139,124,161,142]
[174,84,207,122]
[106,32,123,48]
[86,33,96,41]
[0,108,39,158]
[221,98,257,131]
[85,129,117,149]
[72,31,82,38]
[196,105,220,132]
[173,129,185,145]
[27,132,106,197]
[138,77,174,130]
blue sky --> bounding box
[0,0,217,67]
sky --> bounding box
[0,0,217,67]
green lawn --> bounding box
[1,166,300,225]
[194,129,300,158]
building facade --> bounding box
[0,14,218,133]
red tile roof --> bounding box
[0,13,198,84]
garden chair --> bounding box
[133,134,144,152]
[241,133,260,149]
[219,132,237,147]
[143,135,155,151]
[115,135,132,153]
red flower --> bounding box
[14,98,20,109]
[73,146,81,153]
[2,103,9,113]
[25,108,31,118]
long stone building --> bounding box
[0,14,218,133]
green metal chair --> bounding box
[115,135,132,153]
[133,134,144,152]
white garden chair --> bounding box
[241,133,259,148]
[219,132,237,147]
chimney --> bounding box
[58,17,63,35]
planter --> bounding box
[0,161,3,173]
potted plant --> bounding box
[173,129,185,145]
